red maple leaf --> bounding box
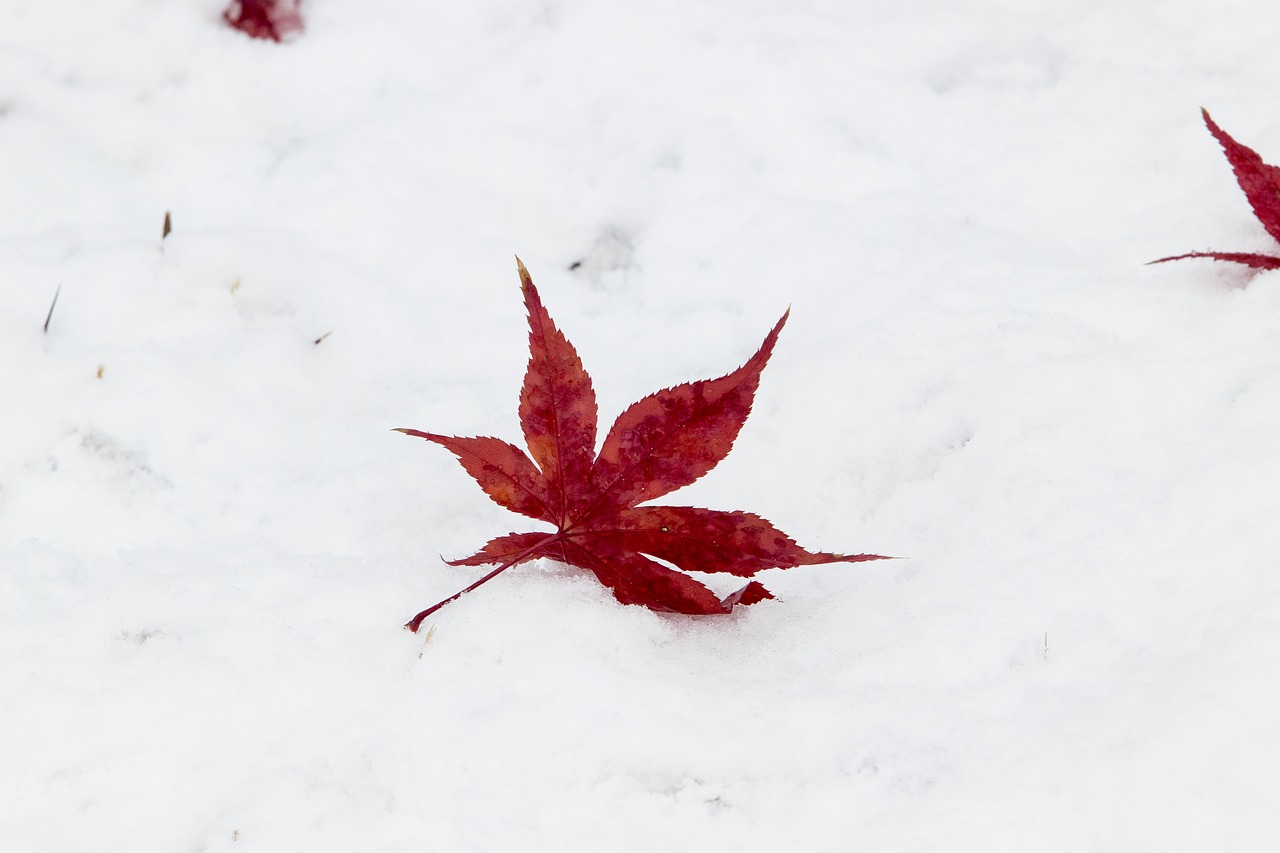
[396,260,888,631]
[223,0,303,42]
[1152,109,1280,270]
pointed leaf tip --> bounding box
[589,311,794,513]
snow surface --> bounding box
[5,1,1280,850]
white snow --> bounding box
[4,1,1280,850]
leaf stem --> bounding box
[404,535,560,632]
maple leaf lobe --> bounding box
[393,430,553,522]
[588,310,789,516]
[445,532,556,568]
[515,257,598,524]
[1201,108,1280,244]
[600,506,883,577]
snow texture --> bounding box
[4,1,1280,850]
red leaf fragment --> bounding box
[723,581,774,608]
[1202,109,1280,244]
[1155,110,1280,270]
[1148,251,1280,270]
[223,0,303,42]
[397,259,889,629]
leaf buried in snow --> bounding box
[396,259,889,630]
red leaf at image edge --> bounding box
[396,259,889,630]
[1152,109,1280,270]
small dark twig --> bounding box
[313,330,332,345]
[43,285,61,334]
[162,211,172,240]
